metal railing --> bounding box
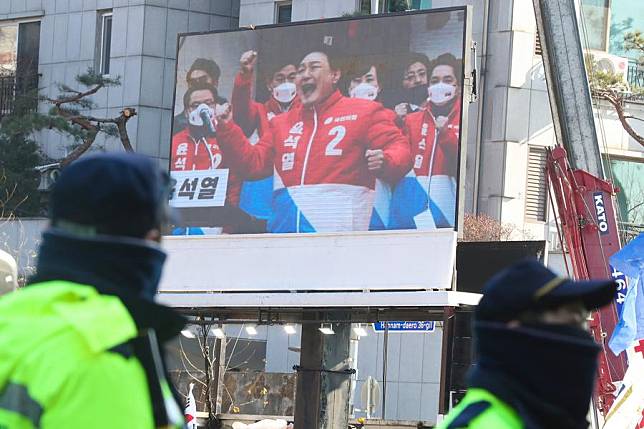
[0,74,39,121]
[627,61,644,90]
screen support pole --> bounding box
[531,0,604,177]
[294,311,352,429]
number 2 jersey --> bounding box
[216,90,412,233]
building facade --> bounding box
[0,0,240,169]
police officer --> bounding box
[438,260,616,429]
[0,153,186,428]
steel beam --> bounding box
[532,0,604,177]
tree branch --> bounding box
[51,83,104,106]
[599,93,644,149]
[116,109,136,152]
[623,115,644,123]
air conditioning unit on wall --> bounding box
[35,163,61,192]
[588,49,629,82]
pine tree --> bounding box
[0,134,42,217]
[0,68,137,217]
[587,31,644,149]
[1,68,137,167]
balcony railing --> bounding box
[0,74,39,121]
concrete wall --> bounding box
[239,0,359,27]
[3,0,239,167]
[472,0,553,240]
[0,218,48,279]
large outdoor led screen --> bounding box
[169,8,468,235]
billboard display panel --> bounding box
[169,8,468,235]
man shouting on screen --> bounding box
[215,49,411,233]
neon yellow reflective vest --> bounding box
[0,281,182,429]
[436,388,524,429]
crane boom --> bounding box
[532,0,627,417]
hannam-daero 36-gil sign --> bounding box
[373,321,436,332]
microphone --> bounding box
[198,106,217,134]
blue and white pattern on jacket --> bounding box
[269,171,375,233]
[389,171,456,230]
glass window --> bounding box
[580,0,610,51]
[16,21,41,93]
[0,25,18,76]
[98,12,112,75]
[276,2,292,24]
[387,0,409,12]
[605,158,644,232]
[410,0,432,10]
[608,0,644,59]
[0,21,40,117]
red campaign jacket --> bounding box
[403,99,461,179]
[170,128,242,206]
[231,72,301,137]
[217,90,412,188]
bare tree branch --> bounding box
[623,115,644,123]
[51,83,105,106]
[598,93,644,148]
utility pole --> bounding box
[532,0,604,177]
[294,312,353,429]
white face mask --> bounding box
[188,103,215,127]
[350,82,379,101]
[272,82,297,104]
[428,82,456,105]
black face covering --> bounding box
[429,100,454,118]
[469,321,601,429]
[30,230,185,342]
[402,83,429,108]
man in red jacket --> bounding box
[232,50,300,137]
[230,51,301,222]
[173,58,227,135]
[216,50,412,233]
[390,54,462,230]
[170,83,243,213]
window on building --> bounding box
[97,12,113,75]
[580,0,610,51]
[0,25,18,77]
[0,20,41,119]
[387,0,409,12]
[604,158,644,234]
[275,1,292,24]
[525,146,548,222]
[359,0,371,14]
[409,0,432,10]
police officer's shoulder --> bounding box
[438,389,522,429]
[444,400,491,428]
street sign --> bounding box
[373,321,436,332]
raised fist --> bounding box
[365,149,385,171]
[215,103,233,124]
[394,103,409,119]
[240,50,257,75]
